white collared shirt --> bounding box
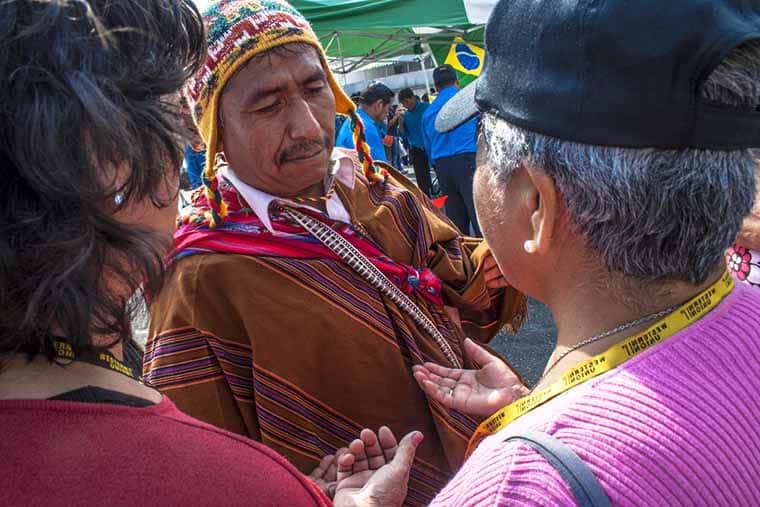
[220,149,355,234]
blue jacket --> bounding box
[401,100,429,149]
[422,86,478,165]
[184,145,206,189]
[335,108,387,163]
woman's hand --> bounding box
[413,338,528,418]
[332,427,423,507]
[308,448,347,498]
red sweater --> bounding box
[0,396,330,506]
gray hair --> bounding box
[482,40,760,285]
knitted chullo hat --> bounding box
[184,0,385,228]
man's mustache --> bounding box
[279,137,330,164]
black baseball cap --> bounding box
[436,0,760,150]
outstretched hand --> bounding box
[413,338,528,417]
[333,427,423,507]
[309,448,347,498]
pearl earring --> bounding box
[523,240,537,254]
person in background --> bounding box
[415,0,760,504]
[0,1,422,506]
[334,114,348,142]
[727,164,760,287]
[336,82,400,163]
[333,91,359,145]
[423,65,481,236]
[386,103,405,170]
[179,102,206,189]
[398,88,432,196]
[379,102,391,161]
[144,1,525,504]
[184,144,206,189]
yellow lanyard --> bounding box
[466,271,735,457]
[53,340,140,381]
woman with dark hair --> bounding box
[0,2,419,505]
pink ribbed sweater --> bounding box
[431,283,760,506]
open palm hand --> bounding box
[333,427,423,507]
[413,338,528,417]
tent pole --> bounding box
[323,32,338,53]
[422,43,437,96]
[342,34,398,73]
[423,42,438,66]
[419,53,431,98]
[336,32,346,84]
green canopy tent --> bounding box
[319,26,485,84]
[290,0,495,84]
[191,0,497,83]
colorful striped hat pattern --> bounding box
[184,0,385,227]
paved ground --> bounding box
[490,298,557,387]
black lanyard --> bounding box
[53,340,141,382]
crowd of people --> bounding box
[1,0,759,506]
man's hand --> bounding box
[469,251,509,310]
[388,107,405,129]
[483,251,509,290]
[332,427,423,507]
[413,338,528,417]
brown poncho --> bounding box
[145,154,525,505]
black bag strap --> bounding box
[506,431,611,507]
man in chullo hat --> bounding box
[144,1,527,503]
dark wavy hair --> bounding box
[360,82,394,105]
[0,0,205,357]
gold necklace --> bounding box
[534,305,678,389]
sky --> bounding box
[193,0,211,11]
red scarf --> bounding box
[173,178,443,306]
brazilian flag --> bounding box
[444,36,485,77]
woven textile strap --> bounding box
[505,431,611,507]
[282,206,462,368]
